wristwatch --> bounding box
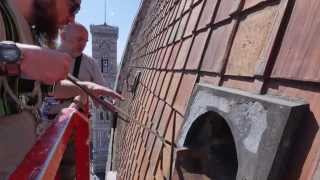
[0,41,22,75]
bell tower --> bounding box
[90,24,118,173]
[91,24,118,88]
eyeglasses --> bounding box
[69,0,80,15]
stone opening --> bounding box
[175,111,238,180]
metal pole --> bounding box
[67,74,130,121]
[67,75,171,144]
[104,0,107,24]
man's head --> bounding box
[60,23,88,58]
[32,0,81,46]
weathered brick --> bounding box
[215,0,241,23]
[165,111,185,143]
[174,37,193,70]
[145,92,154,114]
[151,71,161,92]
[201,22,236,73]
[243,0,269,10]
[167,41,182,69]
[161,44,174,69]
[226,5,280,77]
[197,0,218,30]
[139,155,150,180]
[150,139,163,175]
[175,0,187,20]
[173,73,197,114]
[165,72,183,105]
[183,0,194,13]
[164,112,175,143]
[151,100,165,131]
[160,72,173,100]
[165,11,171,27]
[146,133,156,152]
[146,70,156,88]
[171,3,181,25]
[163,25,173,46]
[157,48,167,69]
[142,90,151,109]
[154,161,165,180]
[185,30,210,70]
[168,21,179,44]
[155,71,166,96]
[175,112,185,139]
[199,73,220,85]
[136,142,145,166]
[162,144,173,179]
[184,1,204,37]
[152,50,162,68]
[148,96,159,121]
[175,12,190,41]
[157,104,173,136]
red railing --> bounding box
[9,108,90,180]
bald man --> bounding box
[60,23,105,85]
[52,23,109,179]
[45,23,107,116]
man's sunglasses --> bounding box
[69,0,80,15]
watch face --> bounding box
[1,49,19,62]
[0,44,21,63]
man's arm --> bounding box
[17,43,71,84]
[52,80,123,103]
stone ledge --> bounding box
[176,83,309,180]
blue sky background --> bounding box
[76,0,141,64]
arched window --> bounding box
[174,111,238,180]
[101,56,109,73]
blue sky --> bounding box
[76,0,141,64]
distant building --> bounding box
[90,23,118,173]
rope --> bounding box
[0,76,42,112]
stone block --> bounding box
[226,4,284,77]
[176,83,308,180]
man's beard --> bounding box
[32,0,59,47]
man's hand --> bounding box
[53,80,124,107]
[84,82,123,100]
[18,44,71,84]
[83,82,124,107]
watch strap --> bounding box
[0,63,20,76]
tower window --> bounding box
[101,56,109,73]
[100,112,104,120]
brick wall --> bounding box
[115,0,320,179]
